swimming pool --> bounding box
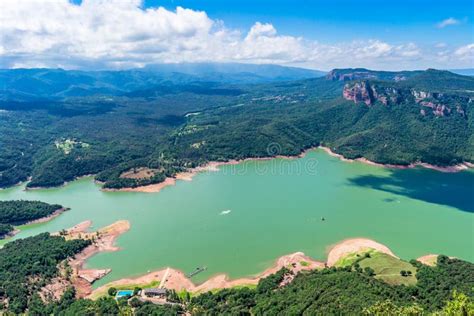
[116,290,134,299]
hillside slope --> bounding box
[0,68,472,189]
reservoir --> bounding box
[1,149,473,287]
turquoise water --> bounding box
[115,290,134,298]
[0,149,473,287]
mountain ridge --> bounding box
[0,63,325,101]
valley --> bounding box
[2,1,473,313]
[1,66,473,314]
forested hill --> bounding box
[0,233,91,313]
[0,67,473,189]
[0,200,64,238]
[1,231,473,314]
[189,256,474,315]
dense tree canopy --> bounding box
[189,256,474,315]
[0,233,90,313]
[0,200,64,238]
[0,223,13,238]
[0,200,63,224]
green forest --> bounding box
[0,200,64,238]
[1,69,473,190]
[189,256,474,315]
[0,233,90,313]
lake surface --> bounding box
[1,149,473,287]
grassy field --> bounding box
[334,249,379,268]
[230,284,258,290]
[358,252,417,286]
[178,290,193,301]
[334,250,417,286]
[207,283,258,294]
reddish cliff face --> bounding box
[419,101,451,116]
[342,81,399,106]
[342,81,374,105]
[342,83,467,117]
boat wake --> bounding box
[220,209,232,215]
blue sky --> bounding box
[1,0,473,70]
[143,0,474,45]
[144,0,473,45]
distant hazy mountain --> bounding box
[0,63,325,100]
[449,69,474,76]
[326,68,424,81]
[143,63,325,80]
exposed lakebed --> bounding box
[1,149,473,287]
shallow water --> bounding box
[1,149,473,287]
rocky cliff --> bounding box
[342,81,401,106]
[342,81,470,117]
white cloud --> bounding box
[436,17,460,28]
[246,22,277,39]
[454,43,474,60]
[0,0,470,70]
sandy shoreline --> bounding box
[15,145,472,193]
[103,150,313,193]
[326,238,397,267]
[87,237,431,299]
[27,207,69,225]
[320,146,474,172]
[3,207,69,239]
[3,228,20,239]
[416,254,439,267]
[25,174,96,191]
[53,220,131,298]
[102,162,231,193]
[90,251,325,298]
[103,146,472,193]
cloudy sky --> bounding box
[0,0,473,70]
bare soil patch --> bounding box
[120,167,161,179]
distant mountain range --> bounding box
[0,63,325,101]
[449,69,474,76]
[327,67,474,81]
[142,62,326,80]
[326,68,423,82]
[2,64,474,101]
